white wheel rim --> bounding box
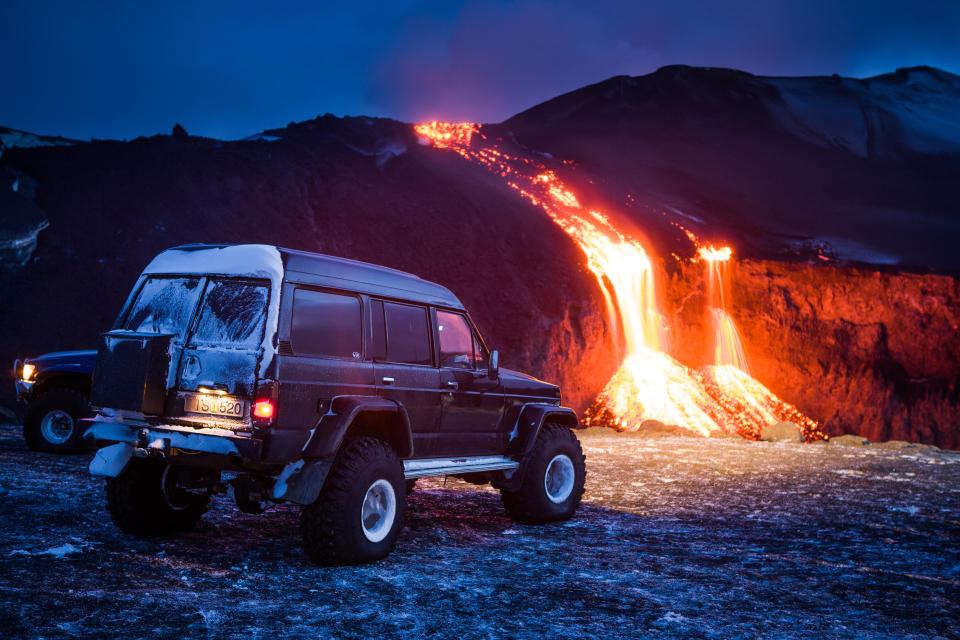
[160,465,188,511]
[544,454,575,504]
[40,410,74,445]
[361,479,396,543]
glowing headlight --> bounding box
[21,363,37,382]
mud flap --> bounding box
[89,442,134,478]
[271,459,332,505]
[491,465,523,492]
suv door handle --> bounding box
[381,376,395,385]
[445,380,459,390]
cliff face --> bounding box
[665,260,960,448]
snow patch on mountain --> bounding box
[769,67,960,158]
[818,236,901,265]
[241,133,283,142]
[0,127,77,151]
[345,139,407,168]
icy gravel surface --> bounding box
[0,423,958,639]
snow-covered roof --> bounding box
[143,243,284,282]
[145,243,463,310]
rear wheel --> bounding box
[105,459,212,535]
[23,388,90,453]
[300,437,406,566]
[501,423,586,524]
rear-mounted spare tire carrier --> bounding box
[90,332,174,416]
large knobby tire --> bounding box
[300,437,406,566]
[23,388,90,454]
[501,423,586,524]
[105,459,211,535]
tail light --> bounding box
[253,399,275,420]
[252,379,278,428]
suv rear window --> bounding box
[124,276,202,336]
[384,302,432,366]
[191,279,269,349]
[291,289,362,359]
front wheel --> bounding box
[23,388,90,453]
[501,423,586,524]
[300,438,406,566]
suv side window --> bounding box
[473,333,488,369]
[384,301,432,366]
[291,289,362,359]
[437,310,474,369]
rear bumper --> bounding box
[85,419,263,461]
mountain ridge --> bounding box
[1,65,958,445]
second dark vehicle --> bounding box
[14,349,95,453]
[86,244,586,565]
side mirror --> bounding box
[488,350,500,380]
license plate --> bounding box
[186,394,247,418]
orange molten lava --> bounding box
[415,122,821,439]
[700,245,750,372]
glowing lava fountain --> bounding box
[699,245,750,373]
[415,122,820,439]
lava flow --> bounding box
[415,121,821,440]
[699,245,750,373]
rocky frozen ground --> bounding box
[0,421,957,639]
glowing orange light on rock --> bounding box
[415,121,821,440]
[698,245,732,262]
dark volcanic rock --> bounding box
[761,421,803,443]
[0,169,48,271]
[0,116,615,412]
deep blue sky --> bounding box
[3,0,958,140]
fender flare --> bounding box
[302,395,413,459]
[274,396,413,505]
[31,370,93,396]
[507,403,579,457]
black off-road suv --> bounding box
[87,244,586,565]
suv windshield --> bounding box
[190,279,269,349]
[123,276,202,336]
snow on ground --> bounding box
[0,422,957,638]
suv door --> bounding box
[175,277,271,425]
[373,300,442,457]
[434,309,505,456]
